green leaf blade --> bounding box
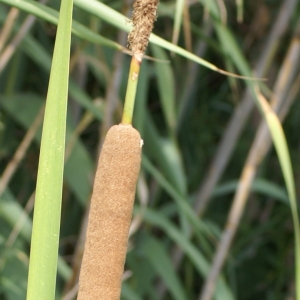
[26,0,74,299]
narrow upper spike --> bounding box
[127,0,159,55]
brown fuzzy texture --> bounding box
[77,124,142,300]
[127,0,159,54]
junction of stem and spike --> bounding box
[122,0,159,125]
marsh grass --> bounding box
[0,0,299,299]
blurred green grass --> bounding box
[0,0,300,299]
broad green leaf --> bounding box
[143,114,187,195]
[141,234,188,300]
[151,44,177,133]
[142,208,234,300]
[126,250,159,299]
[197,0,220,19]
[0,191,71,280]
[121,283,142,300]
[142,155,215,239]
[157,2,176,18]
[236,0,244,22]
[26,1,73,298]
[213,179,289,204]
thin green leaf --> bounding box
[214,22,252,77]
[2,0,258,80]
[172,0,185,45]
[257,92,300,300]
[0,0,121,50]
[73,0,258,79]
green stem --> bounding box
[122,55,141,124]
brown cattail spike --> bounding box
[128,0,159,55]
[78,124,142,300]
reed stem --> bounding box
[122,54,142,124]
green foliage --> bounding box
[0,0,299,299]
[25,0,74,299]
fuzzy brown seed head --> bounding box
[78,124,142,300]
[128,0,159,55]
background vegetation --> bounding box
[0,0,300,299]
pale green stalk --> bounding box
[122,55,141,124]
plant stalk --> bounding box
[122,54,142,124]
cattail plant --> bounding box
[77,0,159,298]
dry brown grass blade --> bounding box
[0,0,48,74]
[63,202,89,300]
[5,192,35,248]
[0,7,19,53]
[129,173,149,237]
[199,19,300,300]
[183,0,192,53]
[216,0,227,24]
[62,283,79,300]
[195,0,297,216]
[0,106,44,197]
